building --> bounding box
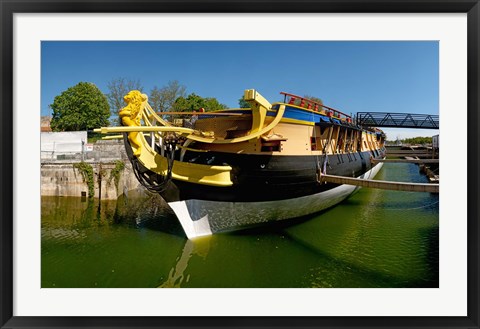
[40,116,52,132]
[41,131,87,160]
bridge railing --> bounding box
[356,112,439,129]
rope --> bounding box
[311,111,322,181]
[126,132,177,194]
[321,127,334,173]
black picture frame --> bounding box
[1,1,479,328]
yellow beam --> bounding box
[94,126,196,135]
[94,103,286,145]
[101,134,124,140]
[244,89,271,134]
[133,133,233,187]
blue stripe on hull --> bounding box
[269,105,336,125]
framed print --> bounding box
[1,1,479,328]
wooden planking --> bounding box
[321,174,439,193]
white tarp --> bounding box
[41,131,87,159]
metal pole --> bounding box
[81,140,85,161]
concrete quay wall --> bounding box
[41,160,141,200]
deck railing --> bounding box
[280,92,352,122]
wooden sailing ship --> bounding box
[96,89,387,238]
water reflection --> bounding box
[114,188,185,236]
[41,163,439,288]
[158,237,211,288]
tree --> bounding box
[303,95,323,106]
[238,95,250,108]
[173,93,227,112]
[149,80,186,113]
[402,136,433,145]
[106,77,143,122]
[173,93,203,112]
[49,82,110,131]
[204,97,227,111]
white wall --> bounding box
[41,131,87,159]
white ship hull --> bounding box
[169,163,383,239]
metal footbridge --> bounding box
[356,112,439,129]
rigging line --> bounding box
[321,126,335,174]
[311,111,321,171]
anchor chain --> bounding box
[162,132,179,182]
[127,132,179,193]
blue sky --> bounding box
[41,41,439,140]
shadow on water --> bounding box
[113,188,186,238]
[279,225,438,288]
[415,226,439,287]
[45,191,187,237]
[228,211,328,237]
[226,212,433,287]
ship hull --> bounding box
[168,161,383,239]
[125,137,386,238]
[168,150,383,202]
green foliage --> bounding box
[204,97,227,111]
[108,160,125,189]
[50,82,110,132]
[87,131,104,143]
[173,93,227,112]
[73,162,94,198]
[238,96,250,108]
[402,136,433,145]
[173,93,204,111]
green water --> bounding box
[41,163,439,288]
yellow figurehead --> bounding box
[118,90,148,156]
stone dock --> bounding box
[41,160,141,200]
[41,140,141,200]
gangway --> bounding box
[356,112,439,129]
[320,174,439,193]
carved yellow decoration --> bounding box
[118,90,148,156]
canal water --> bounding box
[41,162,439,288]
